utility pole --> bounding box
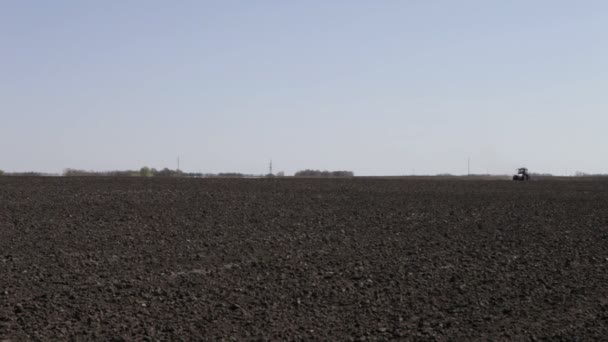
[177,156,180,172]
[468,157,470,176]
[269,159,273,175]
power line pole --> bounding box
[269,159,273,175]
[177,156,180,172]
[468,157,470,176]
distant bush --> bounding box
[294,170,354,177]
[0,170,3,176]
[140,167,153,177]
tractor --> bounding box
[513,168,530,181]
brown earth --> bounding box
[1,177,608,341]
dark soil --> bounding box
[1,177,608,340]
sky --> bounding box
[1,1,607,176]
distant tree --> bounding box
[277,171,285,177]
[156,168,172,177]
[0,170,4,176]
[140,166,153,177]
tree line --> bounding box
[63,168,265,178]
[63,167,202,177]
[0,168,355,178]
[294,170,354,177]
[0,171,57,177]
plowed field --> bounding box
[1,177,608,340]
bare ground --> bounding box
[1,177,608,340]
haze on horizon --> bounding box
[1,1,607,176]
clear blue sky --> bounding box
[2,1,607,175]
